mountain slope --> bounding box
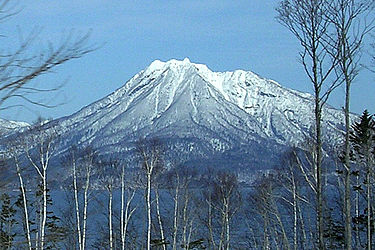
[22,58,349,171]
[0,119,29,134]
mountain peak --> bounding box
[145,58,204,75]
[182,57,191,64]
[147,59,165,72]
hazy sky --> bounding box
[2,1,374,123]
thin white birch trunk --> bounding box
[263,214,270,250]
[146,171,152,250]
[122,189,136,250]
[219,205,225,250]
[35,231,39,250]
[356,174,360,248]
[41,169,47,250]
[367,169,371,250]
[14,157,32,250]
[172,174,179,250]
[225,201,230,250]
[72,153,82,250]
[182,189,189,248]
[120,165,125,250]
[292,173,298,250]
[155,188,166,250]
[297,202,307,249]
[26,139,52,250]
[108,185,113,250]
[187,218,194,249]
[206,193,216,248]
[82,162,91,250]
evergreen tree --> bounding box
[14,188,36,249]
[0,193,17,249]
[350,110,375,160]
[350,110,375,248]
[323,208,345,249]
[35,184,66,249]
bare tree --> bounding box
[5,143,32,250]
[250,174,293,250]
[324,1,375,248]
[74,146,95,250]
[167,168,196,250]
[0,0,95,111]
[276,1,341,248]
[24,123,58,250]
[279,151,311,250]
[170,170,180,250]
[154,185,166,250]
[161,166,198,250]
[200,171,242,250]
[120,163,137,250]
[136,138,165,250]
[97,158,123,250]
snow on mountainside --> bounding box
[0,119,29,134]
[17,58,351,171]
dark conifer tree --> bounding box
[350,110,375,159]
[35,184,66,249]
[0,193,17,249]
[350,110,375,249]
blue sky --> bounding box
[2,0,374,123]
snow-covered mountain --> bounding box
[12,58,350,172]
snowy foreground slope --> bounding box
[17,58,351,173]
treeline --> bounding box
[0,131,245,249]
[1,111,375,249]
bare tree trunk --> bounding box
[172,175,179,250]
[344,75,352,250]
[187,218,194,248]
[108,185,113,250]
[35,231,39,250]
[14,156,32,250]
[72,152,83,250]
[182,191,189,247]
[82,163,91,250]
[292,180,298,250]
[146,171,152,250]
[121,188,136,250]
[314,75,325,250]
[297,202,307,249]
[355,174,360,248]
[155,188,166,250]
[41,168,47,250]
[120,165,125,250]
[26,136,53,250]
[225,201,230,250]
[137,139,163,250]
[263,213,270,250]
[367,169,371,250]
[271,200,291,250]
[218,209,225,250]
[206,193,216,249]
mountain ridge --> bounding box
[5,58,353,174]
